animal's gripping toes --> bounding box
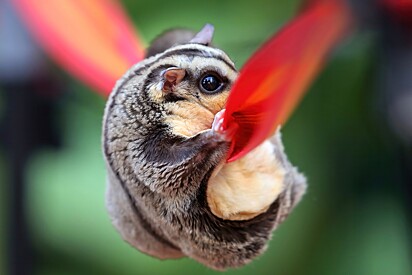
[212,109,237,141]
[103,24,307,270]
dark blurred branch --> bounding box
[0,0,63,274]
[349,0,412,254]
[0,77,62,275]
[376,0,412,253]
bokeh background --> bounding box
[1,0,412,274]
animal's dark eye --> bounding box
[199,74,223,93]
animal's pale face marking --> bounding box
[145,48,237,137]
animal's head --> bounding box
[120,24,238,137]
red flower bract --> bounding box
[13,0,145,97]
[223,0,352,162]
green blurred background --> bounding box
[1,0,412,274]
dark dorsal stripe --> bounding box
[160,46,237,72]
[133,46,237,78]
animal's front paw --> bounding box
[212,109,236,141]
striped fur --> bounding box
[103,30,306,270]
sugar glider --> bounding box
[103,24,307,270]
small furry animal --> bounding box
[103,24,307,270]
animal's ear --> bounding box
[162,68,186,92]
[189,24,214,46]
[146,28,196,58]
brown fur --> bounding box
[163,91,228,137]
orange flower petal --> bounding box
[13,0,145,96]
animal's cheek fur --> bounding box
[162,88,229,137]
[206,140,286,221]
[147,84,165,104]
[197,90,229,115]
[163,101,215,137]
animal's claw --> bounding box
[212,109,235,141]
